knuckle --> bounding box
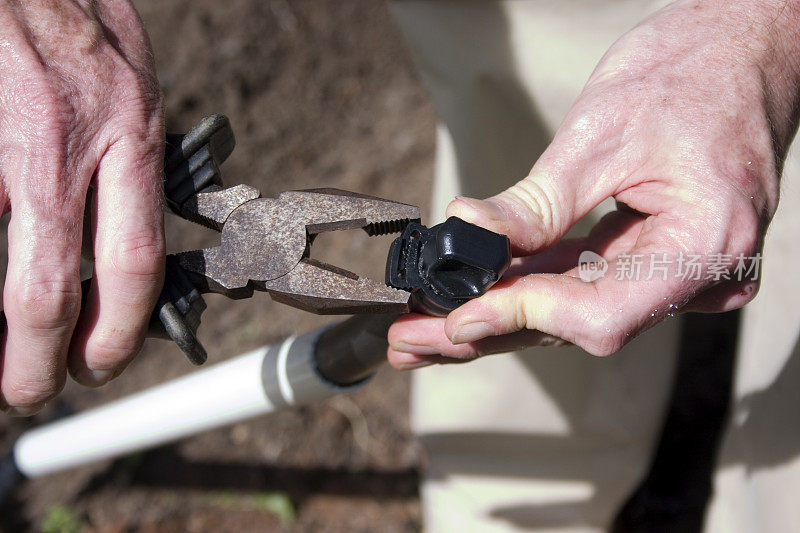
[87,336,141,370]
[581,330,625,357]
[12,82,90,205]
[578,313,628,357]
[12,276,81,328]
[21,80,65,122]
[728,216,760,259]
[515,276,551,329]
[501,177,565,243]
[712,198,761,258]
[15,85,73,154]
[386,325,403,348]
[113,65,163,123]
[111,232,165,280]
[5,379,60,408]
[732,279,761,309]
[732,234,759,262]
[744,279,761,300]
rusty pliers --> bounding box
[150,115,420,364]
[147,115,510,364]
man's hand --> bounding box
[0,1,164,414]
[388,0,800,369]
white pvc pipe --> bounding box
[14,327,362,478]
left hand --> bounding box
[0,0,165,415]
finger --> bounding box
[388,314,470,361]
[68,133,164,386]
[2,185,86,415]
[442,214,736,356]
[387,349,461,371]
[387,313,563,365]
[444,117,635,256]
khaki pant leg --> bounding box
[391,2,678,531]
[703,142,800,533]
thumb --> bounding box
[446,170,582,256]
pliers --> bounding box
[151,115,422,364]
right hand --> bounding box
[0,0,165,416]
[388,0,800,368]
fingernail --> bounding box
[392,341,440,356]
[75,368,115,387]
[454,197,508,222]
[451,321,495,344]
[397,360,435,371]
[3,403,45,417]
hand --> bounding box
[388,0,800,369]
[0,1,164,415]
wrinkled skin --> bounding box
[0,0,164,415]
[389,0,800,368]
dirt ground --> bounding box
[0,1,435,531]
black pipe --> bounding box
[312,313,398,386]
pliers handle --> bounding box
[149,114,235,364]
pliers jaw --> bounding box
[174,187,419,314]
[258,189,420,315]
[265,258,412,315]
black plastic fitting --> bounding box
[386,217,511,316]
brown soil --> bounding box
[0,1,435,531]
